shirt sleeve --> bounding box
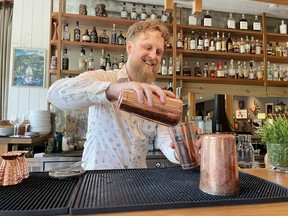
[155,124,180,164]
[47,70,116,111]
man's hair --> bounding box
[126,19,169,47]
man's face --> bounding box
[126,30,165,84]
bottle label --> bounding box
[253,22,261,31]
[141,13,147,20]
[131,12,137,20]
[82,35,90,42]
[197,39,203,50]
[121,11,128,19]
[227,20,235,29]
[204,39,209,49]
[168,67,173,75]
[161,67,168,75]
[203,18,212,27]
[240,21,248,30]
[111,34,117,44]
[188,16,197,25]
[161,15,168,23]
[280,24,287,34]
[151,14,157,20]
[177,41,183,49]
[190,40,196,50]
[216,41,221,51]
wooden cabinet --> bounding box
[49,0,288,117]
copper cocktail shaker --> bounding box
[199,134,239,196]
[117,89,183,127]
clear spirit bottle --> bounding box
[63,23,70,41]
[161,59,168,75]
[120,2,128,19]
[140,5,147,21]
[280,20,287,34]
[161,9,168,23]
[130,3,138,20]
[87,49,94,71]
[188,9,197,25]
[227,13,235,29]
[150,5,157,20]
[74,21,81,42]
[99,49,106,70]
[168,57,173,76]
[78,47,87,71]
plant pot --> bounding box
[266,143,288,173]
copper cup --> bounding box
[169,121,200,169]
[117,89,183,127]
[0,153,23,186]
[199,134,239,196]
[11,151,29,179]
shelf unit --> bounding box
[49,0,288,118]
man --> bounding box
[48,20,189,170]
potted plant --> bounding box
[260,117,288,172]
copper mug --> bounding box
[199,134,239,196]
[117,89,183,127]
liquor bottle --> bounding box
[249,60,255,80]
[252,15,261,31]
[168,57,173,76]
[130,3,138,20]
[105,54,112,71]
[233,39,240,53]
[99,49,106,70]
[273,64,279,81]
[255,39,262,55]
[189,31,196,50]
[226,32,233,52]
[275,41,282,57]
[280,20,287,34]
[111,24,117,44]
[279,66,284,81]
[197,31,203,51]
[223,61,229,78]
[209,32,215,52]
[87,49,94,71]
[227,13,235,29]
[119,54,125,69]
[243,61,249,79]
[203,62,209,77]
[79,47,87,71]
[117,31,125,45]
[215,32,221,52]
[256,63,263,80]
[150,5,157,20]
[239,37,245,54]
[216,61,224,78]
[99,30,110,44]
[90,26,98,43]
[250,36,256,54]
[140,5,147,21]
[176,32,183,49]
[244,35,250,54]
[221,32,226,52]
[194,61,202,77]
[63,23,70,41]
[204,32,209,51]
[82,29,91,42]
[161,59,168,75]
[236,61,243,79]
[202,10,212,27]
[266,41,273,55]
[239,14,248,30]
[167,82,173,92]
[112,58,118,70]
[209,62,216,78]
[267,61,272,80]
[62,48,69,70]
[74,21,81,42]
[120,2,128,19]
[182,61,191,76]
[161,9,168,23]
[183,36,188,50]
[176,56,180,75]
[282,42,288,57]
[188,9,197,25]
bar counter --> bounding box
[76,168,288,216]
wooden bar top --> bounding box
[76,168,288,216]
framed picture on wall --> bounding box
[235,109,248,119]
[12,47,46,87]
[265,103,274,114]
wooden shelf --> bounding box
[266,32,288,42]
[267,80,288,87]
[267,55,288,63]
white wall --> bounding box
[7,0,50,119]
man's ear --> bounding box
[126,41,132,55]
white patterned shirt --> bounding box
[47,65,179,170]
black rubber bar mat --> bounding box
[70,167,288,215]
[0,172,81,216]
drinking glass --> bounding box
[9,114,20,137]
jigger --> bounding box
[0,153,23,186]
[199,134,239,196]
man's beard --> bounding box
[130,58,160,84]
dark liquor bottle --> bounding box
[74,21,81,42]
[202,10,212,27]
[189,31,196,50]
[82,29,90,42]
[120,2,128,19]
[204,32,209,51]
[111,24,117,44]
[197,31,203,51]
[90,26,98,43]
[194,61,202,77]
[117,31,125,45]
[130,3,138,20]
[226,32,233,52]
[239,14,248,30]
[167,82,173,92]
[203,62,209,77]
[62,48,69,70]
[99,30,110,44]
[182,61,191,76]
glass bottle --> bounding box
[167,82,173,92]
[82,29,91,42]
[63,23,70,41]
[275,41,282,57]
[273,64,279,81]
[209,62,216,78]
[182,61,191,76]
[99,49,106,70]
[99,30,110,44]
[203,62,209,77]
[255,39,262,55]
[227,13,235,29]
[79,47,87,71]
[249,60,255,80]
[189,31,196,50]
[176,32,183,49]
[140,4,147,21]
[229,59,235,79]
[209,32,215,52]
[226,33,233,52]
[233,39,240,53]
[282,42,288,57]
[105,54,112,71]
[87,49,94,71]
[188,9,197,25]
[204,32,209,51]
[74,21,81,42]
[256,63,263,80]
[62,48,69,70]
[120,2,128,19]
[250,36,256,54]
[150,5,157,20]
[239,14,248,30]
[243,61,249,79]
[245,35,250,54]
[266,41,273,55]
[216,61,224,78]
[267,61,272,80]
[176,56,180,76]
[236,61,243,79]
[130,3,138,20]
[161,59,168,75]
[161,9,168,23]
[112,58,118,70]
[194,61,202,77]
[117,31,125,45]
[202,10,212,27]
[119,54,125,69]
[197,31,203,51]
[90,26,98,43]
[239,37,245,54]
[215,32,221,52]
[111,24,117,45]
[221,32,226,52]
[253,15,261,31]
[237,135,255,168]
[168,57,173,76]
[280,20,287,34]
